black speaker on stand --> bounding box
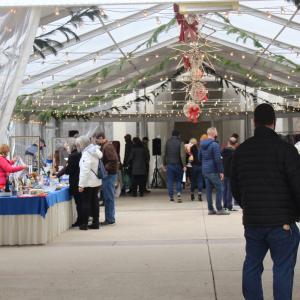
[151,138,165,188]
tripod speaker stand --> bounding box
[151,155,165,188]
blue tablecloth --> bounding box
[0,187,71,218]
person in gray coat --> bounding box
[129,137,150,197]
[163,129,186,203]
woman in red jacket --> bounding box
[0,144,27,190]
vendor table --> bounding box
[0,188,73,245]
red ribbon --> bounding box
[188,104,200,123]
[174,3,198,43]
[183,56,191,70]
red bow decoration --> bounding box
[188,104,200,123]
[181,20,198,42]
[174,4,198,43]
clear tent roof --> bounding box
[20,0,300,100]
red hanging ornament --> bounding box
[188,103,201,123]
[183,102,201,123]
[183,56,191,70]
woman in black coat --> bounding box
[129,137,150,197]
[57,142,82,226]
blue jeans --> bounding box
[243,224,300,300]
[167,164,183,198]
[223,177,233,209]
[190,165,203,193]
[102,174,117,223]
[203,173,223,211]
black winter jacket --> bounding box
[129,146,150,175]
[231,126,300,226]
[221,147,235,178]
[57,150,81,195]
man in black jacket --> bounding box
[231,104,300,300]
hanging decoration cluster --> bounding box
[173,4,217,123]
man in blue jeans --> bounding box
[163,129,186,203]
[231,103,300,300]
[199,127,229,215]
[94,132,119,225]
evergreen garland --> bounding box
[33,7,105,59]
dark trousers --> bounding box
[80,186,100,225]
[167,164,183,198]
[223,177,233,209]
[132,174,146,196]
[73,192,82,224]
[190,165,203,193]
[243,224,300,300]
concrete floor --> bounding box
[0,190,299,300]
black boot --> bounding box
[79,224,88,230]
[198,193,202,201]
[72,220,81,227]
[191,193,195,201]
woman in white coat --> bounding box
[76,136,102,230]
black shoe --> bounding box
[198,194,202,201]
[100,221,115,226]
[228,208,238,211]
[79,224,88,230]
[191,194,195,201]
[145,189,151,193]
[99,201,105,207]
[139,193,144,197]
[72,221,81,227]
[170,198,174,202]
[88,224,100,229]
[132,194,137,197]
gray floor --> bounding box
[0,190,299,300]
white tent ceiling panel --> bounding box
[278,27,300,48]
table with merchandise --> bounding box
[0,171,74,246]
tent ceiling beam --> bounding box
[24,26,168,85]
[30,3,171,62]
[0,1,269,7]
[53,37,179,90]
[202,16,300,53]
[239,4,300,32]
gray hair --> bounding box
[76,135,90,151]
[207,127,217,136]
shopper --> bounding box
[77,136,102,230]
[94,132,119,225]
[57,141,82,227]
[221,136,238,211]
[231,103,300,300]
[199,127,229,215]
[163,129,186,203]
[189,138,203,201]
[123,134,133,194]
[25,139,46,171]
[0,144,27,190]
[129,137,150,197]
[142,136,151,193]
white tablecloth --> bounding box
[0,200,74,246]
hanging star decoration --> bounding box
[171,4,220,122]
